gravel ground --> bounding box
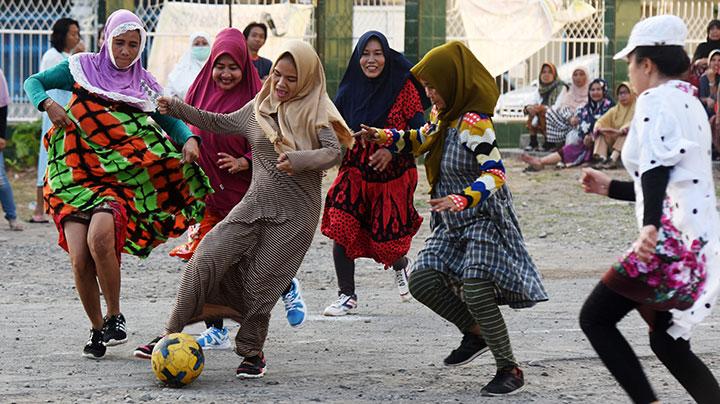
[1,158,719,403]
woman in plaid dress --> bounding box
[360,41,547,396]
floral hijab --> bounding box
[577,78,614,136]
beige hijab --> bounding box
[254,40,353,154]
[559,66,591,110]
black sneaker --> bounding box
[102,313,128,346]
[236,353,267,379]
[443,333,489,366]
[481,366,525,396]
[82,329,106,359]
[133,336,163,359]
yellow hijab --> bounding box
[409,41,499,190]
[596,82,636,130]
[254,40,353,154]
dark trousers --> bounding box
[579,282,720,403]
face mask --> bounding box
[191,46,210,61]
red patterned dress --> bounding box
[321,80,425,267]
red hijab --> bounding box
[184,28,262,217]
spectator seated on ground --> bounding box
[699,49,720,117]
[591,82,636,169]
[521,78,614,171]
[523,62,567,151]
[539,66,590,151]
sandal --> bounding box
[28,215,49,223]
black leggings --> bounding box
[579,282,720,403]
[333,242,408,297]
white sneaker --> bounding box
[196,326,232,350]
[322,294,358,316]
[394,259,412,302]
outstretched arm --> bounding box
[159,96,251,137]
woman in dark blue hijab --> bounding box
[321,31,430,316]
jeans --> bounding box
[0,151,18,221]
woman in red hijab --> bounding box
[167,28,306,350]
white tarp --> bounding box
[147,2,313,87]
[458,0,596,77]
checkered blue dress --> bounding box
[414,121,549,309]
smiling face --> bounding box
[589,82,604,102]
[111,29,141,69]
[359,38,385,79]
[212,54,243,91]
[271,55,298,102]
[420,78,446,110]
[710,53,720,71]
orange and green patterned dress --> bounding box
[26,61,212,259]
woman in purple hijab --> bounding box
[23,9,212,360]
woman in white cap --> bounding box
[579,15,720,403]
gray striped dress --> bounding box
[162,100,341,357]
[415,123,548,309]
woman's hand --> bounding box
[45,99,72,127]
[580,167,611,196]
[429,196,463,212]
[157,96,173,115]
[217,152,250,174]
[181,137,200,164]
[569,116,580,126]
[583,134,594,147]
[369,148,392,172]
[355,124,380,147]
[276,153,294,175]
[633,225,658,262]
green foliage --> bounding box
[4,120,41,170]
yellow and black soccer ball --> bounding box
[151,333,204,387]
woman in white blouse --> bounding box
[580,15,720,403]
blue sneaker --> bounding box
[196,326,232,350]
[282,278,306,328]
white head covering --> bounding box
[165,32,211,99]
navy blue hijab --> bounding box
[334,31,429,131]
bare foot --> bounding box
[520,153,544,171]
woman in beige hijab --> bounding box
[134,40,352,379]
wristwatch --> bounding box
[42,98,54,110]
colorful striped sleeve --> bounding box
[456,113,506,208]
[374,107,441,155]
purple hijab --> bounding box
[67,9,160,111]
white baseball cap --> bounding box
[614,15,687,60]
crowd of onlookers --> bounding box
[521,18,720,171]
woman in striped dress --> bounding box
[134,40,353,379]
[23,10,211,359]
[359,41,547,396]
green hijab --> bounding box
[410,41,499,191]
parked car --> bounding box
[494,53,600,120]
